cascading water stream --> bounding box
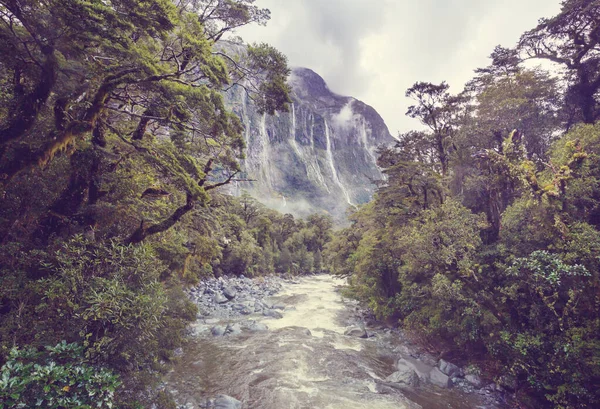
[324,120,354,206]
[288,104,329,192]
[359,119,378,166]
[166,276,502,409]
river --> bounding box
[166,275,502,409]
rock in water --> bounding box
[439,359,463,378]
[213,395,242,409]
[429,367,452,388]
[386,368,418,387]
[344,326,367,338]
[262,310,283,319]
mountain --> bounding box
[224,66,394,221]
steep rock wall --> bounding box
[225,67,394,220]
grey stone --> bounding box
[222,285,237,300]
[344,326,367,338]
[211,326,226,336]
[398,357,432,382]
[225,323,242,336]
[272,303,286,310]
[262,310,283,319]
[439,359,463,378]
[214,293,228,304]
[213,394,242,409]
[244,321,268,332]
[385,368,418,386]
[465,374,483,388]
[429,367,452,388]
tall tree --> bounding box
[519,0,600,125]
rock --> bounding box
[222,285,237,300]
[429,367,452,388]
[272,303,286,310]
[244,321,268,332]
[214,293,228,304]
[465,374,484,388]
[211,326,226,336]
[262,310,283,319]
[225,323,242,336]
[439,359,463,378]
[398,357,432,383]
[262,300,274,309]
[173,347,184,357]
[385,368,418,386]
[213,394,242,409]
[344,326,367,338]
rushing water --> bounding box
[167,275,499,409]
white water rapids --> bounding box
[167,276,501,409]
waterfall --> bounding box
[288,106,329,192]
[324,120,353,206]
[359,119,378,165]
[258,113,273,190]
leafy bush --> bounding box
[0,341,120,409]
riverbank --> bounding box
[167,274,508,409]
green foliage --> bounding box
[326,10,600,406]
[0,341,120,409]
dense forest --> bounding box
[0,0,332,407]
[325,1,600,408]
[1,0,599,408]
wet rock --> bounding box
[211,325,226,336]
[430,367,452,388]
[344,326,367,338]
[398,357,431,383]
[262,310,283,319]
[465,373,484,388]
[272,303,286,310]
[439,359,463,378]
[225,323,242,336]
[386,368,418,386]
[243,321,268,332]
[213,394,242,409]
[214,293,228,304]
[222,285,237,300]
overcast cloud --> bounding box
[237,0,562,136]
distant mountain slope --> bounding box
[224,66,394,220]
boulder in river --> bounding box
[344,326,367,338]
[430,367,452,388]
[439,359,463,378]
[386,367,419,387]
[211,326,226,336]
[262,310,283,319]
[225,323,242,336]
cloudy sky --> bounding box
[237,0,562,136]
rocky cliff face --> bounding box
[225,67,394,220]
